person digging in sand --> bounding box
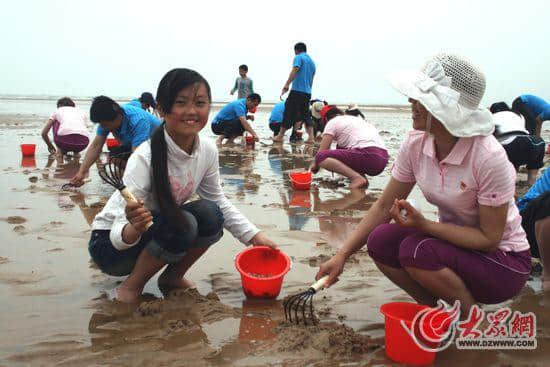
[88,68,277,303]
[316,53,532,316]
[309,105,388,189]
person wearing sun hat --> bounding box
[316,53,533,314]
[309,100,327,138]
[344,103,365,119]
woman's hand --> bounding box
[249,231,278,250]
[125,199,152,234]
[315,252,346,287]
[390,199,427,229]
[309,161,320,174]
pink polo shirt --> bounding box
[324,115,386,150]
[392,131,528,253]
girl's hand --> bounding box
[249,232,278,250]
[316,252,346,287]
[390,199,427,229]
[125,199,152,234]
[47,145,56,154]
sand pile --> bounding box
[274,321,381,358]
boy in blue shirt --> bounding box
[269,101,285,136]
[211,93,261,144]
[273,42,316,144]
[518,168,550,289]
[512,94,550,137]
[70,95,161,187]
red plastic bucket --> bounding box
[20,144,36,157]
[245,135,255,145]
[380,302,450,366]
[235,246,290,299]
[106,138,121,150]
[289,171,312,190]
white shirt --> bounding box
[92,130,259,250]
[49,106,89,137]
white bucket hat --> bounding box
[388,53,494,137]
[310,101,325,119]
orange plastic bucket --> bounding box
[380,302,450,366]
[106,138,121,150]
[289,171,311,190]
[20,144,36,157]
[235,246,290,299]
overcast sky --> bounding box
[1,0,548,106]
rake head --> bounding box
[98,152,130,190]
[283,288,318,325]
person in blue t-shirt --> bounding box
[512,94,550,137]
[126,92,160,119]
[211,93,261,144]
[268,101,285,136]
[273,42,316,144]
[517,168,550,289]
[69,95,161,187]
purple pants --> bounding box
[367,223,531,304]
[315,146,388,176]
[53,121,89,153]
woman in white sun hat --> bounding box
[316,53,532,315]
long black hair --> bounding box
[151,68,211,232]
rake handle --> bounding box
[120,187,153,230]
[311,275,329,292]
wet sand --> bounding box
[0,101,548,366]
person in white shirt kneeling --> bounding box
[89,68,277,303]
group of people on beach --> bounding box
[41,42,550,318]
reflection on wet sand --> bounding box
[2,108,549,366]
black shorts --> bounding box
[269,122,281,136]
[211,119,245,137]
[282,90,311,129]
[520,191,550,258]
[312,116,324,135]
[512,97,538,135]
[502,135,545,169]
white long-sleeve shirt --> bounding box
[91,130,259,250]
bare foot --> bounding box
[115,285,143,303]
[350,176,369,189]
[216,136,224,145]
[272,136,284,142]
[304,139,314,144]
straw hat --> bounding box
[388,53,494,137]
[310,101,325,119]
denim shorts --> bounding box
[88,199,224,276]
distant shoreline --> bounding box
[0,95,410,111]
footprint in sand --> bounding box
[2,216,27,224]
[0,256,9,265]
[13,225,27,234]
[28,176,38,183]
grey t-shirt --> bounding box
[232,77,254,99]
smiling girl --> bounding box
[88,68,276,303]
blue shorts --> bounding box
[88,199,224,276]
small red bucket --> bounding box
[289,171,312,190]
[245,135,255,145]
[380,302,450,366]
[235,246,290,299]
[106,138,121,150]
[21,144,36,157]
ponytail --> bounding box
[150,123,191,232]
